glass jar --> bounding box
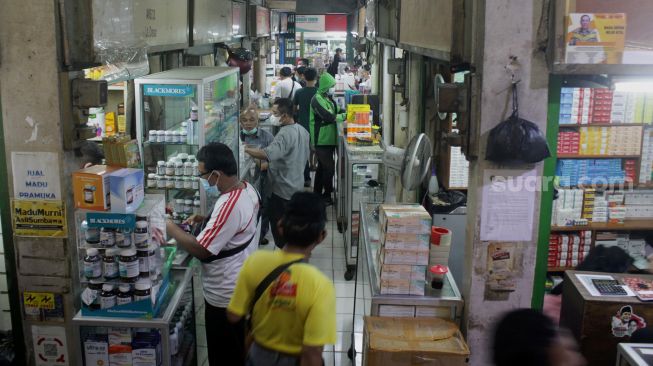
[156,130,166,143]
[134,220,149,248]
[193,199,201,215]
[429,265,448,290]
[102,248,119,279]
[134,279,152,303]
[83,221,100,245]
[116,284,132,306]
[166,177,175,188]
[147,173,157,188]
[180,130,188,144]
[174,161,184,176]
[157,176,167,189]
[137,248,150,278]
[165,131,174,143]
[83,248,102,279]
[192,162,199,176]
[184,200,193,214]
[192,177,200,190]
[157,161,166,175]
[148,130,157,143]
[172,131,181,144]
[183,177,192,189]
[175,199,184,213]
[165,161,175,176]
[119,249,140,282]
[100,228,116,248]
[174,177,184,189]
[100,284,116,309]
[183,162,193,176]
[87,280,103,310]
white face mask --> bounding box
[268,114,281,126]
[327,87,336,96]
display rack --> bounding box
[336,133,385,280]
[135,67,240,218]
[72,268,196,366]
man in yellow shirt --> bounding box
[227,192,336,366]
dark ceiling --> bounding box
[295,0,360,14]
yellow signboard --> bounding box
[11,200,66,237]
[23,292,55,310]
[565,13,627,64]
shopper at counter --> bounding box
[240,106,274,245]
[274,67,302,101]
[294,67,319,187]
[155,142,260,366]
[310,72,346,205]
[245,98,310,248]
[227,192,336,366]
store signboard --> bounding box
[280,13,288,33]
[12,200,66,238]
[143,84,194,97]
[270,10,280,35]
[296,15,326,32]
[325,14,348,32]
[194,0,232,44]
[565,13,626,64]
[11,152,61,200]
[255,6,271,36]
[233,2,246,36]
[86,212,136,229]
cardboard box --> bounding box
[378,305,416,317]
[380,264,426,282]
[73,165,119,211]
[364,317,470,366]
[379,204,431,235]
[379,248,429,266]
[109,168,144,214]
[380,279,425,296]
[382,232,430,250]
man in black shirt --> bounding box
[293,67,318,187]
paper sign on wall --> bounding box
[565,13,626,64]
[11,200,66,237]
[296,15,326,32]
[11,152,61,200]
[480,169,536,241]
[32,325,68,366]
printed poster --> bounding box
[565,13,626,64]
[11,200,66,237]
[11,152,61,200]
[32,325,69,366]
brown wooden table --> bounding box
[561,270,653,366]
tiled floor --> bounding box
[195,202,367,365]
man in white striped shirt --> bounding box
[161,142,260,366]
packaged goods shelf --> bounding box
[551,220,653,232]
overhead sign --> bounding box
[255,6,271,36]
[296,15,326,32]
[12,200,66,238]
[11,152,61,200]
[326,14,348,32]
[143,84,195,97]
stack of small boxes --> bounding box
[557,130,580,155]
[596,232,647,259]
[591,190,608,223]
[607,126,642,156]
[640,128,653,184]
[346,104,373,145]
[591,89,613,124]
[552,188,585,227]
[378,205,431,296]
[548,231,592,269]
[559,87,653,124]
[579,127,610,155]
[616,92,653,124]
[624,190,653,220]
[556,159,625,187]
[559,87,593,125]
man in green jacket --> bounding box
[309,72,345,205]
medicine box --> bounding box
[382,232,430,250]
[84,341,109,366]
[379,248,429,266]
[109,168,145,214]
[380,264,426,282]
[379,204,431,234]
[73,165,120,211]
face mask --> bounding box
[242,127,257,135]
[327,87,336,96]
[201,172,220,197]
[269,115,281,126]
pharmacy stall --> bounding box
[295,14,348,71]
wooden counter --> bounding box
[561,271,653,366]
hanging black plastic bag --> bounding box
[486,84,551,164]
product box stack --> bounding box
[378,205,431,296]
[579,127,610,155]
[640,128,653,184]
[607,126,642,156]
[552,189,585,226]
[559,87,593,125]
[72,165,169,318]
[548,231,592,268]
[557,130,580,155]
[346,104,373,145]
[590,89,613,124]
[596,232,647,259]
[624,190,653,220]
[556,159,625,187]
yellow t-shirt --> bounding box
[227,250,336,355]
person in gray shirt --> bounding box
[245,98,310,248]
[240,107,274,245]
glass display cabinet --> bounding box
[135,67,240,217]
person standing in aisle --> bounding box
[295,66,307,88]
[227,192,336,366]
[310,72,346,205]
[327,48,344,77]
[274,67,302,101]
[240,106,274,245]
[155,142,260,366]
[293,67,319,188]
[245,98,310,248]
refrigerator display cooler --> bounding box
[135,67,240,219]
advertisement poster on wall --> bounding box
[11,200,67,237]
[296,15,326,32]
[565,13,626,64]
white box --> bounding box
[109,168,145,214]
[84,341,109,366]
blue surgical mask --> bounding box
[201,172,220,197]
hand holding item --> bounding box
[183,215,204,225]
[152,227,166,245]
